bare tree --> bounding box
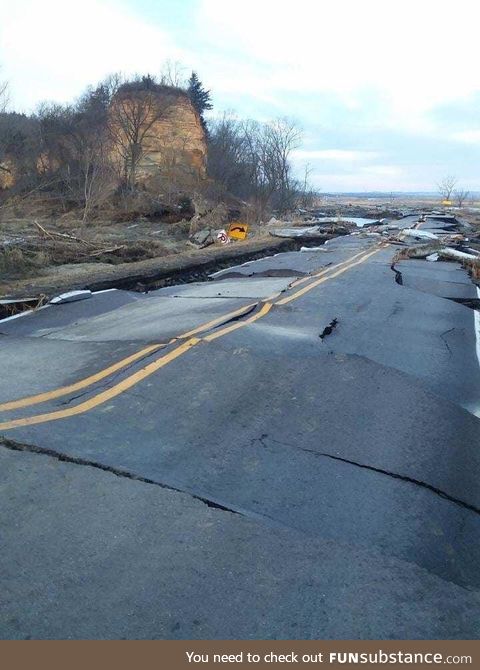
[0,78,9,113]
[80,147,114,222]
[454,188,470,208]
[0,109,43,194]
[109,81,175,190]
[437,175,457,202]
[265,118,302,211]
[0,72,11,186]
[32,88,115,218]
[157,134,193,204]
[243,118,302,216]
[160,60,186,88]
[240,120,279,218]
[208,115,303,216]
[73,85,116,220]
[298,163,316,209]
[207,113,250,195]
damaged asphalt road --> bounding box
[1,229,480,639]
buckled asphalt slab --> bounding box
[2,232,480,639]
[2,445,479,640]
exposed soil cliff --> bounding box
[109,87,207,192]
[0,87,207,194]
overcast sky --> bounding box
[1,0,479,192]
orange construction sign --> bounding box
[228,222,249,240]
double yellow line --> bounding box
[0,300,257,415]
[0,244,384,431]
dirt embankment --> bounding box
[4,195,414,306]
[0,235,328,300]
[0,214,340,304]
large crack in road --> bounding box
[0,436,241,516]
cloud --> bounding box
[450,130,480,144]
[360,165,403,177]
[293,150,381,162]
[2,0,480,191]
[0,0,187,110]
[195,0,480,122]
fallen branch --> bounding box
[87,245,126,257]
[438,247,478,262]
[33,220,95,247]
[401,228,439,241]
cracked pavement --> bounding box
[1,217,480,639]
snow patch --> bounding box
[402,228,439,240]
[440,248,478,261]
[50,290,92,305]
[475,287,480,382]
[300,246,326,252]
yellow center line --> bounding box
[176,301,257,339]
[261,247,375,301]
[0,338,201,431]
[276,246,383,305]
[0,301,257,413]
[0,247,375,414]
[0,343,164,412]
[289,247,371,289]
[0,243,386,431]
[203,303,273,342]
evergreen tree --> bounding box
[187,72,212,128]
